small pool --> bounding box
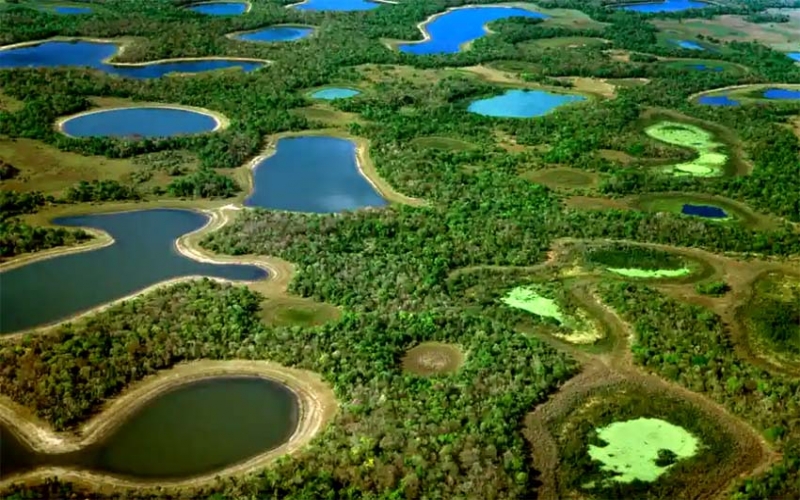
[468,89,586,118]
[681,204,728,219]
[188,1,248,15]
[787,53,800,62]
[690,64,723,72]
[310,88,360,100]
[53,6,93,14]
[762,88,800,100]
[398,6,547,55]
[697,95,739,106]
[60,107,220,139]
[672,40,705,50]
[616,0,708,12]
[234,26,313,43]
[290,0,381,11]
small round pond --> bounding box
[310,87,361,100]
[245,136,386,213]
[690,64,723,72]
[0,41,264,78]
[616,0,709,12]
[290,0,381,11]
[60,107,220,139]
[398,6,548,55]
[233,26,313,43]
[468,89,586,118]
[681,203,728,219]
[0,209,266,334]
[762,88,800,100]
[188,1,249,15]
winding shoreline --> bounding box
[0,360,337,490]
[688,83,800,101]
[186,0,253,14]
[226,24,316,42]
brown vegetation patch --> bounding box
[565,196,629,211]
[0,92,23,112]
[654,13,800,52]
[523,168,599,190]
[402,342,464,376]
[554,77,616,98]
[290,106,363,126]
[598,148,637,165]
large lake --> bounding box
[468,89,586,118]
[399,6,547,55]
[0,41,264,78]
[233,26,314,42]
[0,209,266,334]
[245,136,387,213]
[290,0,381,11]
[60,107,219,139]
[616,0,708,13]
[188,1,249,15]
[1,377,298,481]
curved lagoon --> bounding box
[60,107,219,139]
[468,89,586,118]
[310,87,360,100]
[1,377,298,480]
[681,204,728,219]
[0,41,264,78]
[290,0,380,11]
[53,6,93,14]
[0,209,266,334]
[763,88,800,100]
[245,136,386,213]
[398,6,547,55]
[698,95,739,106]
[188,1,248,15]
[616,0,708,12]
[234,26,313,42]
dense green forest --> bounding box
[1,0,799,498]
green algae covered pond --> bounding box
[644,121,728,177]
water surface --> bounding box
[672,39,704,50]
[188,1,248,15]
[53,6,93,14]
[398,6,547,55]
[0,209,266,334]
[690,64,722,71]
[468,89,586,118]
[245,136,386,212]
[617,0,708,12]
[61,107,218,138]
[0,41,264,78]
[291,0,380,11]
[697,95,739,106]
[762,88,800,100]
[681,204,728,219]
[234,26,313,42]
[789,53,800,62]
[310,87,360,100]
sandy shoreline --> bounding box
[0,360,337,490]
[187,0,253,14]
[687,83,800,101]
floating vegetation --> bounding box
[502,286,602,344]
[644,122,728,177]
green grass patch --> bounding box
[502,286,568,325]
[525,37,609,49]
[607,267,692,279]
[523,168,599,189]
[587,245,686,271]
[633,193,777,230]
[741,273,800,361]
[644,122,728,177]
[410,136,476,151]
[258,297,341,328]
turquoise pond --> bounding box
[188,2,248,15]
[0,41,264,78]
[672,40,705,50]
[245,136,387,213]
[698,95,739,106]
[53,6,93,14]
[681,204,728,219]
[0,209,266,334]
[310,88,360,100]
[468,89,586,118]
[61,107,219,139]
[788,53,800,61]
[763,88,800,100]
[398,6,547,55]
[617,0,708,12]
[291,0,380,11]
[234,26,313,42]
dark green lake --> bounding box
[0,376,299,481]
[0,209,266,334]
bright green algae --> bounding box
[501,286,568,325]
[644,121,728,177]
[588,418,700,484]
[607,267,691,278]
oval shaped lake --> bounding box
[468,89,586,118]
[53,6,93,14]
[681,204,728,219]
[60,107,219,139]
[245,136,387,213]
[234,26,314,43]
[0,209,266,334]
[310,87,360,100]
[672,39,705,50]
[763,88,800,100]
[616,0,708,12]
[399,6,547,55]
[290,0,380,11]
[0,41,264,78]
[188,1,248,15]
[698,95,739,106]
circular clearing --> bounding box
[402,342,464,376]
[258,297,341,327]
[523,168,599,189]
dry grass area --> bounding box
[356,64,449,86]
[527,37,610,49]
[523,168,600,190]
[402,342,465,376]
[0,92,23,112]
[290,106,363,127]
[554,77,617,98]
[604,49,632,62]
[597,149,637,165]
[654,12,800,52]
[565,196,629,211]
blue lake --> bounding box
[53,6,93,14]
[672,40,705,50]
[61,107,219,139]
[617,0,708,12]
[697,95,739,106]
[310,87,360,100]
[762,88,800,100]
[245,136,387,213]
[291,0,380,11]
[0,209,266,334]
[681,204,728,219]
[0,41,264,78]
[691,64,722,71]
[234,26,313,42]
[188,2,248,15]
[398,6,547,55]
[468,89,586,118]
[789,53,800,61]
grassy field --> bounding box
[522,168,600,190]
[289,106,364,127]
[410,136,477,151]
[0,92,24,112]
[401,342,464,376]
[257,296,341,327]
[524,37,609,49]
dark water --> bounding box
[398,6,547,55]
[0,41,264,78]
[234,26,314,42]
[681,204,728,219]
[0,209,266,334]
[762,88,800,100]
[245,136,387,213]
[291,0,380,11]
[690,64,723,72]
[617,0,708,12]
[188,1,248,15]
[698,95,739,106]
[53,6,93,14]
[61,107,218,138]
[0,377,298,481]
